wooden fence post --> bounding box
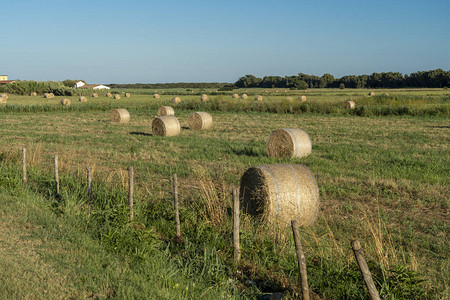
[351,240,381,300]
[291,220,310,300]
[87,166,93,205]
[173,173,182,240]
[233,188,241,263]
[22,147,27,183]
[128,166,134,221]
[54,154,59,196]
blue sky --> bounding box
[2,0,449,83]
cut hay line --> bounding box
[188,112,212,130]
[110,108,130,123]
[171,96,181,104]
[344,100,356,109]
[114,94,121,100]
[298,95,307,102]
[241,94,248,99]
[200,94,209,101]
[157,106,175,116]
[232,94,239,99]
[60,98,71,106]
[152,115,181,136]
[254,95,263,101]
[266,128,311,158]
[92,93,98,98]
[240,164,319,227]
[153,93,160,99]
[79,96,87,103]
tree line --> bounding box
[233,69,450,89]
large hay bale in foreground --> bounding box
[152,115,180,136]
[240,164,319,227]
[60,98,71,106]
[110,108,130,123]
[92,93,98,98]
[79,96,87,103]
[200,94,209,101]
[188,112,212,130]
[254,95,263,101]
[106,92,113,97]
[241,94,248,99]
[298,95,307,102]
[125,92,131,97]
[171,96,181,104]
[267,128,311,158]
[153,93,160,99]
[232,93,239,99]
[344,100,355,109]
[368,91,375,97]
[30,92,37,96]
[114,94,121,100]
[157,106,175,116]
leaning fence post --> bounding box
[173,173,182,240]
[87,166,93,205]
[128,166,134,221]
[291,220,310,300]
[22,147,27,183]
[233,188,241,263]
[54,154,59,196]
[351,240,381,300]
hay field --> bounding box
[0,89,448,298]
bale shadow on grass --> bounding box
[129,131,153,137]
[228,145,260,157]
[426,125,450,128]
[181,126,189,130]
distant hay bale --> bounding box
[30,92,37,96]
[125,92,131,97]
[110,108,130,123]
[344,100,356,109]
[200,94,209,101]
[240,164,319,227]
[114,94,121,99]
[254,95,263,101]
[241,94,248,99]
[267,128,312,158]
[60,98,71,106]
[157,106,175,116]
[298,95,307,102]
[264,90,268,93]
[153,93,160,99]
[171,96,181,104]
[152,115,181,136]
[368,92,375,97]
[0,93,7,103]
[232,93,239,99]
[44,93,54,99]
[383,93,390,96]
[92,93,98,98]
[106,92,113,97]
[188,112,213,130]
[79,96,87,103]
[286,96,294,102]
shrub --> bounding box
[339,83,345,89]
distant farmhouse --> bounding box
[0,75,16,85]
[75,81,110,90]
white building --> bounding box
[74,81,111,89]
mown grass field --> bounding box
[0,89,448,299]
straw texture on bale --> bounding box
[152,115,181,136]
[110,108,130,124]
[153,93,160,99]
[240,164,319,227]
[298,95,307,102]
[171,96,181,104]
[241,94,248,99]
[30,92,37,96]
[188,112,213,130]
[200,94,209,101]
[114,94,121,99]
[232,93,239,99]
[60,98,71,106]
[254,95,263,101]
[79,96,87,103]
[125,92,131,97]
[157,106,175,116]
[344,100,356,109]
[106,92,113,97]
[267,128,312,158]
[92,93,98,97]
[368,92,375,97]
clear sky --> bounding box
[2,0,450,84]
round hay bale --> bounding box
[60,98,71,106]
[264,90,269,93]
[383,93,390,96]
[125,92,131,97]
[254,95,263,101]
[344,100,356,109]
[232,93,239,99]
[106,92,113,97]
[44,93,54,99]
[286,96,294,102]
[171,96,181,104]
[188,112,213,130]
[114,94,121,100]
[0,93,7,103]
[267,129,311,158]
[92,93,98,98]
[79,96,87,103]
[157,106,175,116]
[298,95,307,102]
[110,108,130,123]
[152,115,181,136]
[30,92,37,96]
[240,94,248,99]
[200,94,209,101]
[368,91,375,97]
[240,164,319,227]
[153,93,160,99]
